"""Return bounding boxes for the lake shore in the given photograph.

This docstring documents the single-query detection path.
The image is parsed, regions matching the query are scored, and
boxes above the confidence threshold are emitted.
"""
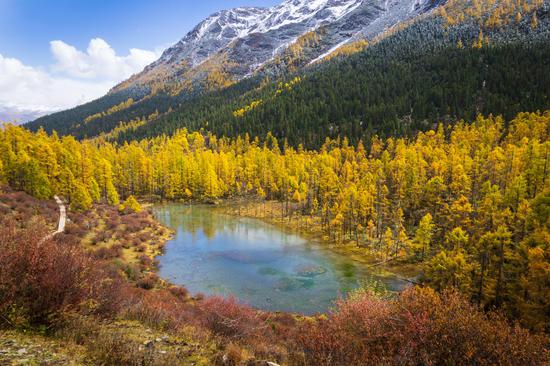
[143,197,422,282]
[211,198,422,281]
[150,202,412,314]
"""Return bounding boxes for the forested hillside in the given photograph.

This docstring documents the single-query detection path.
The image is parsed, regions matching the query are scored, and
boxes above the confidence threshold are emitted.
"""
[4,110,550,331]
[26,0,550,148]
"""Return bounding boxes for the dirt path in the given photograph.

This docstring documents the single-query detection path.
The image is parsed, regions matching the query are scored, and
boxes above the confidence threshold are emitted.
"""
[39,195,66,244]
[54,195,66,234]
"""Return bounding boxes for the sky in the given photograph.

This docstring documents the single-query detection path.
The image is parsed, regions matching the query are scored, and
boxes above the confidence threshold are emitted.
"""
[0,0,280,122]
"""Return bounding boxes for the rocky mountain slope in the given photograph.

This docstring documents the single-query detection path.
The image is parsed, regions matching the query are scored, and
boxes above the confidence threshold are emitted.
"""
[113,0,443,94]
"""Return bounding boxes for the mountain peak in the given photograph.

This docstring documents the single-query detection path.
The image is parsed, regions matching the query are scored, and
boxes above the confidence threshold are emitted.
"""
[112,0,439,93]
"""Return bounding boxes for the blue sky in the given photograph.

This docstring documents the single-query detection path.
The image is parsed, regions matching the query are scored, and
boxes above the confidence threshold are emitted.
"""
[0,0,279,121]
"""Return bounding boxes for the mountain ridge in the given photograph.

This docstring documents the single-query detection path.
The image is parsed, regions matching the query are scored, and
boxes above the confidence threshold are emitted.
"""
[26,0,550,149]
[111,0,440,94]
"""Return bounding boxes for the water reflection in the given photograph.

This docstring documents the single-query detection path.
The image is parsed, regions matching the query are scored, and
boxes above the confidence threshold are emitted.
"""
[154,203,407,314]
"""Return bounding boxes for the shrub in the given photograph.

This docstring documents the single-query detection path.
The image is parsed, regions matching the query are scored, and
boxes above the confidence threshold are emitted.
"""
[123,287,196,330]
[169,286,189,299]
[137,273,159,290]
[138,254,153,269]
[64,222,86,237]
[395,288,549,365]
[296,287,549,366]
[198,296,264,340]
[297,292,396,365]
[0,204,10,215]
[92,245,123,260]
[106,217,119,230]
[135,244,146,252]
[0,219,86,326]
[138,232,151,242]
[124,217,142,233]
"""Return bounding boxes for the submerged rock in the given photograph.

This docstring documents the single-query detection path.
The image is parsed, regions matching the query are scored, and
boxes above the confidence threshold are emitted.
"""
[258,266,282,276]
[274,277,314,291]
[294,263,327,277]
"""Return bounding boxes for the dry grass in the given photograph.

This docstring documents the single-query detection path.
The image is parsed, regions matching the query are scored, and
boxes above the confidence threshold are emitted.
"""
[74,204,172,270]
[58,317,214,366]
[0,328,88,365]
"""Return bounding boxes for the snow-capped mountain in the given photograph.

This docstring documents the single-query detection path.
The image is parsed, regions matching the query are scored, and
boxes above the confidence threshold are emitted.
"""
[113,0,444,93]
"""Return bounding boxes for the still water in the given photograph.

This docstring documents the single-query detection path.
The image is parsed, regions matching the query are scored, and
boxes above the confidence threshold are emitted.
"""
[153,203,407,314]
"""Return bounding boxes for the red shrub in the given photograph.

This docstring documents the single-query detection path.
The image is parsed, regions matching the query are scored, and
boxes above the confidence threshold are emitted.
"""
[92,245,123,260]
[394,287,549,366]
[296,288,549,366]
[198,296,265,340]
[123,287,196,331]
[134,243,146,252]
[106,218,119,230]
[93,231,110,243]
[136,273,159,290]
[138,232,151,242]
[168,285,189,299]
[0,204,10,215]
[64,222,86,237]
[0,217,118,327]
[138,254,153,269]
[297,293,396,366]
[126,223,141,234]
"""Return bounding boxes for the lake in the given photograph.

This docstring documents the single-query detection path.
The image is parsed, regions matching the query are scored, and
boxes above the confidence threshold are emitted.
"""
[153,203,408,314]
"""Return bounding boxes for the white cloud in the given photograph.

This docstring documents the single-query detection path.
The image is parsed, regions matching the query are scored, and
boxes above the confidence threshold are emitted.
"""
[50,38,158,80]
[0,38,161,123]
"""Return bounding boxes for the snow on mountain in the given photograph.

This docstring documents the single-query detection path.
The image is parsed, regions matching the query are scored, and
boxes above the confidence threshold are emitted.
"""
[113,0,444,93]
[252,0,364,33]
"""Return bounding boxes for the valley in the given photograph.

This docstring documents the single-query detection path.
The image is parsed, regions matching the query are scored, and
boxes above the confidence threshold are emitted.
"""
[1,0,550,364]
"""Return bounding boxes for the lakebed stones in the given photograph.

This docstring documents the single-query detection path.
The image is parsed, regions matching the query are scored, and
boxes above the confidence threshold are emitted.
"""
[274,276,314,291]
[294,263,327,277]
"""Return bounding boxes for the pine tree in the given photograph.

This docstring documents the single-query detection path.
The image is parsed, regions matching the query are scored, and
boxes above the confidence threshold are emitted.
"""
[106,181,119,205]
[413,213,435,261]
[531,12,538,29]
[121,195,141,213]
[425,249,473,292]
[71,183,93,211]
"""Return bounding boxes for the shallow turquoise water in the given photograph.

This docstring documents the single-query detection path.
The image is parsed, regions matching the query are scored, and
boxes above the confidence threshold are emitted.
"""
[153,204,407,314]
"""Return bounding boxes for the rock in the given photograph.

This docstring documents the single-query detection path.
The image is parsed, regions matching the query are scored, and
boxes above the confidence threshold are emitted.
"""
[246,361,281,366]
[17,348,27,355]
[295,263,327,277]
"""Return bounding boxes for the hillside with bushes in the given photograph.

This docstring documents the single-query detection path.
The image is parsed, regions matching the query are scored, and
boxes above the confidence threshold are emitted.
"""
[0,194,548,364]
